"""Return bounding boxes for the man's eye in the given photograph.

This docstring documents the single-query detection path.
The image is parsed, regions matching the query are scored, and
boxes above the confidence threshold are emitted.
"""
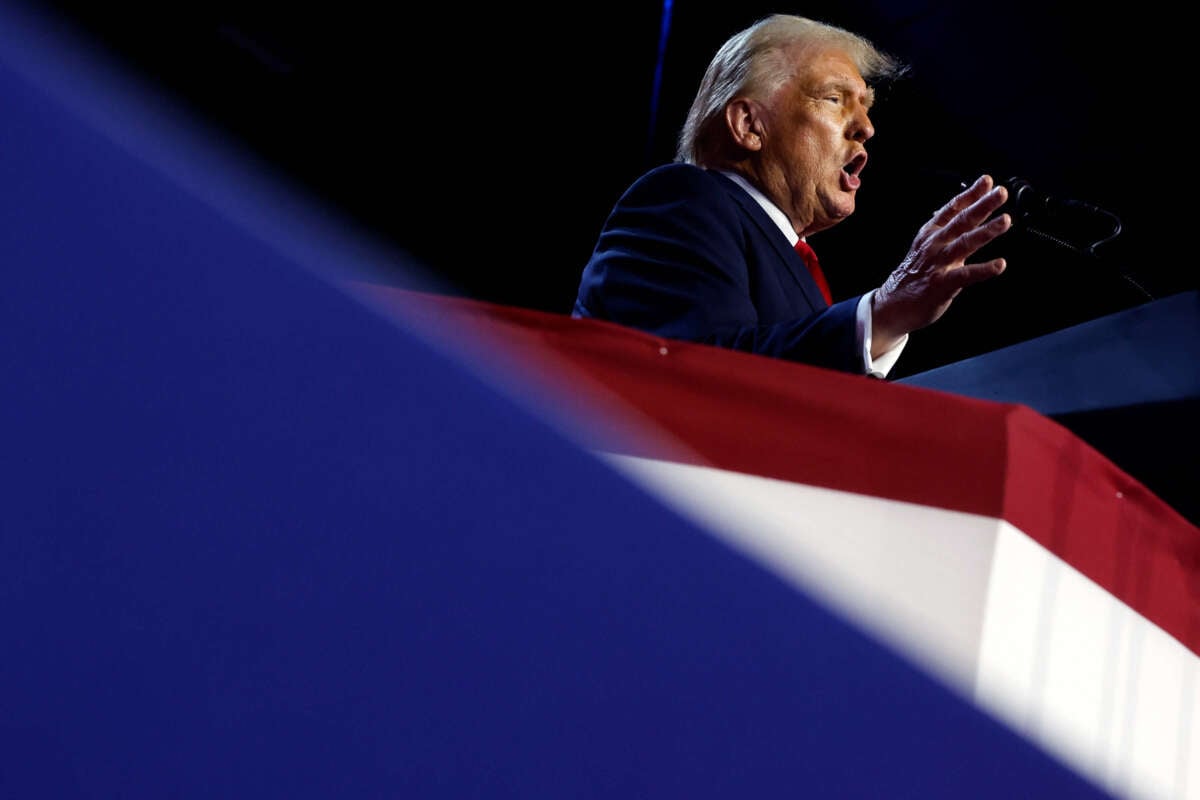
[825,95,842,104]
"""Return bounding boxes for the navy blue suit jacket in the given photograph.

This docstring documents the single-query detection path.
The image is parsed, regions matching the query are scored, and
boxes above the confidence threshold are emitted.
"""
[573,163,866,373]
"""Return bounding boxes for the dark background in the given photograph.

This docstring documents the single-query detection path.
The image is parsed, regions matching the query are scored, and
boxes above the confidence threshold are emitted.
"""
[21,1,1193,377]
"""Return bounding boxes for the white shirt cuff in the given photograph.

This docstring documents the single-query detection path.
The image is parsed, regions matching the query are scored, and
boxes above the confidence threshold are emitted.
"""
[857,291,907,378]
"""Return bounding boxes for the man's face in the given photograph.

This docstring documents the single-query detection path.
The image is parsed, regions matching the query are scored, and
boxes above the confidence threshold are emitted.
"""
[759,47,875,237]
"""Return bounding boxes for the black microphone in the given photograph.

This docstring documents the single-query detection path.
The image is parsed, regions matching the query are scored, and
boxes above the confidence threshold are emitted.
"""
[1001,176,1123,258]
[922,167,1151,300]
[1000,177,1153,300]
[1004,177,1111,219]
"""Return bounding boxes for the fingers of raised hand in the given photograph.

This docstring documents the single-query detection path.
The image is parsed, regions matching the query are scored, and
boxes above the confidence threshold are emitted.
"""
[943,211,1012,263]
[949,257,1008,289]
[905,207,1008,275]
[930,174,995,227]
[945,183,1008,239]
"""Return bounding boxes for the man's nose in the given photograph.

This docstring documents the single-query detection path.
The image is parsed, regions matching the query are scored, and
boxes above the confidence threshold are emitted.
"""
[849,108,874,142]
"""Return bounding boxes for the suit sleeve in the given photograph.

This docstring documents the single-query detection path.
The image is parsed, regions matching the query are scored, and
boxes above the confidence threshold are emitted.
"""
[574,165,866,374]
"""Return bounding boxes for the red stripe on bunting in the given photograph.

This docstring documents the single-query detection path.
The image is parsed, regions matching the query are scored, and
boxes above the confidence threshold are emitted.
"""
[351,284,1200,657]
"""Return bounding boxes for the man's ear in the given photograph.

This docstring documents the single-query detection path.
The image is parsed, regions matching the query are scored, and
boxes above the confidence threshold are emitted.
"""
[724,98,763,151]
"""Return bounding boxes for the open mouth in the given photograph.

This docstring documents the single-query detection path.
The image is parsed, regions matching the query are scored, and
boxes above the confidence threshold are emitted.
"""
[841,151,868,191]
[844,151,868,178]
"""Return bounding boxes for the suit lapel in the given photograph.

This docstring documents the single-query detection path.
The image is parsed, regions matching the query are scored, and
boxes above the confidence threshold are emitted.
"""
[709,171,828,309]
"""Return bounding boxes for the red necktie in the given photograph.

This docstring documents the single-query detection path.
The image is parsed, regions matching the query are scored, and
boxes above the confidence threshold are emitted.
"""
[793,239,832,306]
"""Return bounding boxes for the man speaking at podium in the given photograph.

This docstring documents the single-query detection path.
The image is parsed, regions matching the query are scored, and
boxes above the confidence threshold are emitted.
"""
[572,14,1013,378]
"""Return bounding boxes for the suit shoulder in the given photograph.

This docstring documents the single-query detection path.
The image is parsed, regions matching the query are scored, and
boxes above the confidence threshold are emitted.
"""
[630,162,714,190]
[621,163,736,208]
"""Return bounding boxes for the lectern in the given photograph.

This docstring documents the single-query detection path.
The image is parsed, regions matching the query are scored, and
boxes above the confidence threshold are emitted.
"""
[899,290,1200,526]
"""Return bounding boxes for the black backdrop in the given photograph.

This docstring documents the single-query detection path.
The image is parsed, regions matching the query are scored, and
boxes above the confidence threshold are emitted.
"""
[24,1,1193,376]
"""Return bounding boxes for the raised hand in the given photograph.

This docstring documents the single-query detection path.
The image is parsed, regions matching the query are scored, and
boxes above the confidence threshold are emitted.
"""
[870,174,1012,355]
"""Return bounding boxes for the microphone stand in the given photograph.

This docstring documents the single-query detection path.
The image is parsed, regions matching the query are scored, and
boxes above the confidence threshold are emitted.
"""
[1004,178,1154,303]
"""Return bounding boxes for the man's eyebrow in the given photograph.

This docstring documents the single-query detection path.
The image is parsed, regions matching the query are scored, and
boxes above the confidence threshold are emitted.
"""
[816,77,876,107]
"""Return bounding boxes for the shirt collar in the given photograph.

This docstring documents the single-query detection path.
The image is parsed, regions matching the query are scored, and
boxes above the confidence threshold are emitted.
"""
[718,170,800,247]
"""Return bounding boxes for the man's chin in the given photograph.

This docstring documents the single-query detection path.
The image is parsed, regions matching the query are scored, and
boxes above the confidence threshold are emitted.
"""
[825,197,856,224]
